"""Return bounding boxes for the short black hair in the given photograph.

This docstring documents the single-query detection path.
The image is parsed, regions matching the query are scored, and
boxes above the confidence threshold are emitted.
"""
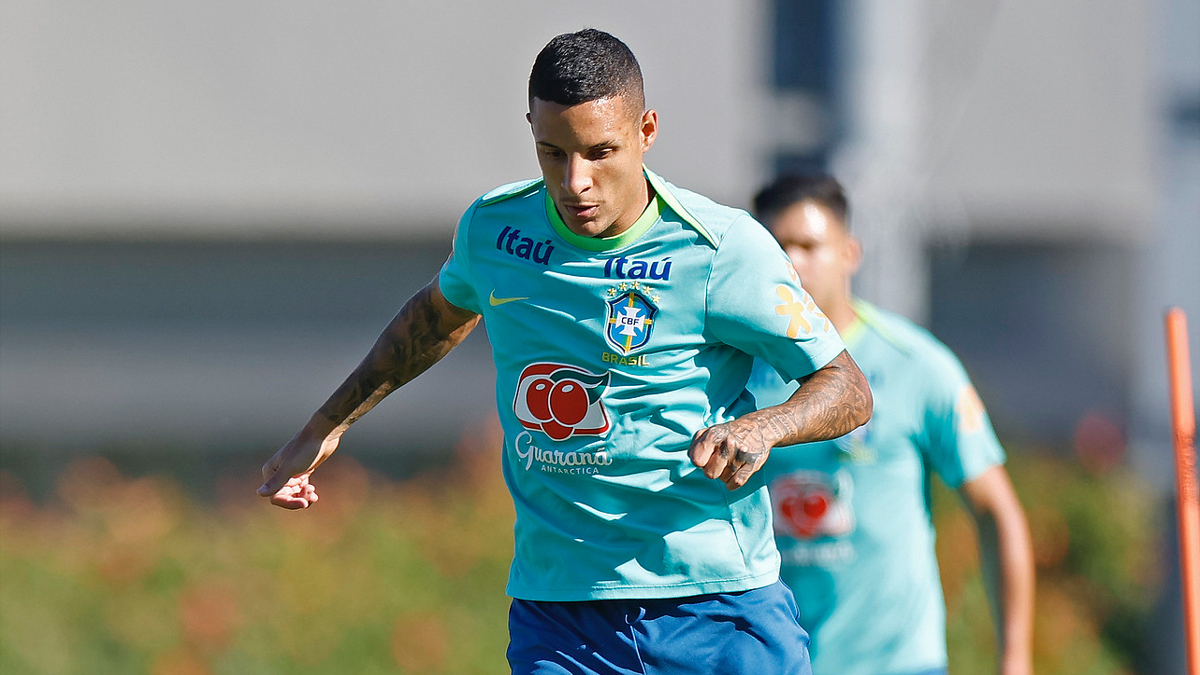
[528,29,644,112]
[753,173,850,229]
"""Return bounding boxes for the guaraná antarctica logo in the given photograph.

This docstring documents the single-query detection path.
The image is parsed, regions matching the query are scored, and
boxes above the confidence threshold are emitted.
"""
[604,282,660,355]
[513,363,611,441]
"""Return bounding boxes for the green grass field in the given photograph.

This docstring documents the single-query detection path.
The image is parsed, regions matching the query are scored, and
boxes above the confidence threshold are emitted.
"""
[0,435,1160,674]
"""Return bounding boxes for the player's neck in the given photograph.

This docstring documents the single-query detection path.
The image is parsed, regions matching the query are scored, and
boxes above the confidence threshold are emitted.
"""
[608,178,655,238]
[825,297,858,335]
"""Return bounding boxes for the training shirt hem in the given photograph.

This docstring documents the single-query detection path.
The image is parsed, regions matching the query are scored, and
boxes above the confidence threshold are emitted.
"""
[506,570,780,602]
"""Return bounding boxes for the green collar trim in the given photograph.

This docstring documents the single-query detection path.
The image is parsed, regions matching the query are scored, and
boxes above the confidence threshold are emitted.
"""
[644,168,718,247]
[479,178,544,207]
[839,309,867,348]
[545,183,664,252]
[850,298,910,353]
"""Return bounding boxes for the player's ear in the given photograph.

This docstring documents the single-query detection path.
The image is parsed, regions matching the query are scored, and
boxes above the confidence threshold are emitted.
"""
[845,236,863,275]
[639,109,658,151]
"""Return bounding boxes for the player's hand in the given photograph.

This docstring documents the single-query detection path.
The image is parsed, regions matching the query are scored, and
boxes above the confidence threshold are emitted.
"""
[688,418,771,490]
[257,428,340,509]
[263,473,319,510]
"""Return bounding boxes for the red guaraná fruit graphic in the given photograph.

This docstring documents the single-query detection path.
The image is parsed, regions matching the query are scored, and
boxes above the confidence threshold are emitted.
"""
[515,364,610,440]
[549,380,588,425]
[803,492,830,519]
[526,378,554,421]
[779,486,832,538]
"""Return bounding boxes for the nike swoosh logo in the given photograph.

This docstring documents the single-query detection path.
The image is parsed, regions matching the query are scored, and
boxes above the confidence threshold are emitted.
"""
[489,290,529,306]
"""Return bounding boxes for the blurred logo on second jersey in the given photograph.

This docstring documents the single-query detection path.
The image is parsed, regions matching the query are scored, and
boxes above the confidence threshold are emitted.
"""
[771,469,856,539]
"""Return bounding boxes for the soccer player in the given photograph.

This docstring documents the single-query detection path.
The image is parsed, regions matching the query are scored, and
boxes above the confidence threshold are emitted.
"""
[749,174,1035,675]
[257,30,872,674]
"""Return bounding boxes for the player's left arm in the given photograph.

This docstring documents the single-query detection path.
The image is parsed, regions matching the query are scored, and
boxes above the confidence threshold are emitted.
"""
[689,349,872,490]
[958,464,1036,675]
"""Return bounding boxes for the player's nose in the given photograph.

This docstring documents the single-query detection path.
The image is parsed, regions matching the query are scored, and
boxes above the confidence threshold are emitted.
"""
[562,155,593,195]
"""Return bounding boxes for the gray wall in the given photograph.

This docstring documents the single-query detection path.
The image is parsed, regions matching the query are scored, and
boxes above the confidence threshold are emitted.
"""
[0,0,772,237]
[0,239,496,462]
[1,0,1194,469]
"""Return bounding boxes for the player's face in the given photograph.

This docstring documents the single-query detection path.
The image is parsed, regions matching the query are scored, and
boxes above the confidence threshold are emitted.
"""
[767,200,861,313]
[528,95,658,238]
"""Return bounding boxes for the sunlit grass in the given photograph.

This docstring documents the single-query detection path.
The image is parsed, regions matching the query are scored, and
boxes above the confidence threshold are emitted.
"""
[1,422,514,674]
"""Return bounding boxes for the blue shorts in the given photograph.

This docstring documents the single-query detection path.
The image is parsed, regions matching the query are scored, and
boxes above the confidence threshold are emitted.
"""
[507,580,811,675]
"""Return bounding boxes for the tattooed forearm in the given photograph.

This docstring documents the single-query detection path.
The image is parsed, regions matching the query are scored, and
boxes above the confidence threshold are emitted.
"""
[314,281,480,435]
[689,351,870,490]
[748,350,873,448]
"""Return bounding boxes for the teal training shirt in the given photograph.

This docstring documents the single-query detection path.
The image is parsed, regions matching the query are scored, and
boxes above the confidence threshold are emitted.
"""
[438,168,845,601]
[750,300,1005,675]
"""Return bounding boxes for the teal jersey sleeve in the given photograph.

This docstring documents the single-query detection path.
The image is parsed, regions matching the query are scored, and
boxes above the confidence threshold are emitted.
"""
[437,201,483,314]
[918,345,1006,488]
[706,216,845,382]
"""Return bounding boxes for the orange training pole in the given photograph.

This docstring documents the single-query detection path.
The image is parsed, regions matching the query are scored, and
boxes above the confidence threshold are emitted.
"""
[1166,307,1199,675]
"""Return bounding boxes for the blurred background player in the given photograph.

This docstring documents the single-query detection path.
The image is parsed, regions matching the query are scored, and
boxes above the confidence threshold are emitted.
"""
[258,32,872,675]
[749,173,1035,675]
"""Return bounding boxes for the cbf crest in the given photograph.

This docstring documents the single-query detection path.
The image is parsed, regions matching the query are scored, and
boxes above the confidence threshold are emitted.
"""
[604,282,659,355]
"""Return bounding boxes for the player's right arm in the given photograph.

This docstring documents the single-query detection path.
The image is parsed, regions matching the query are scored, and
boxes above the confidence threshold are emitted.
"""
[257,278,480,508]
[959,465,1035,675]
[689,349,872,489]
[690,215,868,490]
[922,348,1033,674]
